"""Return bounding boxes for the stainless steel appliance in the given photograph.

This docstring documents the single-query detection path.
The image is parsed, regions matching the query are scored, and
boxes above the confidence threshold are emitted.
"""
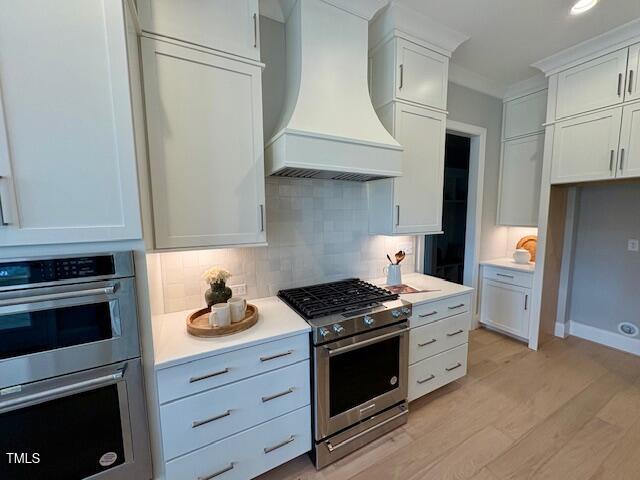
[0,252,151,479]
[278,279,412,468]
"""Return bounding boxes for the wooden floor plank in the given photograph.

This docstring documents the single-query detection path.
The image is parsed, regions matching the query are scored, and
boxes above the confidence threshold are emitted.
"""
[589,417,640,480]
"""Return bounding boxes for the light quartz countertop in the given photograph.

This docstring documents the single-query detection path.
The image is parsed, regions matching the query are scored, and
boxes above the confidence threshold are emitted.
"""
[371,272,473,306]
[152,296,310,369]
[480,257,536,273]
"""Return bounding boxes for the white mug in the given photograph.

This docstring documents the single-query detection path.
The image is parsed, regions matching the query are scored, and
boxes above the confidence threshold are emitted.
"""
[228,297,247,323]
[209,303,231,327]
[383,264,402,286]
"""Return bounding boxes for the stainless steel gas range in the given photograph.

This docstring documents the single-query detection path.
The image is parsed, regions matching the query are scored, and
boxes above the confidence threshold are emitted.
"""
[278,279,412,468]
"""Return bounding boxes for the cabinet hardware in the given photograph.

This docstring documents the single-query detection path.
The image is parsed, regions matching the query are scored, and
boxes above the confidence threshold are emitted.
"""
[618,73,623,96]
[326,409,408,452]
[610,149,615,171]
[524,294,529,311]
[0,176,9,226]
[259,204,264,232]
[192,410,231,428]
[399,64,404,89]
[418,338,437,347]
[260,350,293,362]
[496,273,514,279]
[620,148,625,171]
[261,387,294,403]
[198,462,234,480]
[189,368,229,383]
[264,435,295,454]
[253,13,258,48]
[629,70,635,94]
[419,311,438,318]
[359,403,376,414]
[417,374,435,384]
[395,205,400,226]
[448,303,465,310]
[445,362,462,372]
[446,329,464,337]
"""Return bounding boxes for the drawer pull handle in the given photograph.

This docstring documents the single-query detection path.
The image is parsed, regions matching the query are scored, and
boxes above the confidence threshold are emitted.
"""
[192,410,231,428]
[448,304,465,310]
[418,338,437,347]
[445,362,462,372]
[260,350,293,362]
[198,462,234,480]
[496,273,514,279]
[360,403,376,414]
[419,311,438,318]
[189,368,230,383]
[261,387,294,403]
[417,374,435,384]
[264,435,295,454]
[446,329,464,337]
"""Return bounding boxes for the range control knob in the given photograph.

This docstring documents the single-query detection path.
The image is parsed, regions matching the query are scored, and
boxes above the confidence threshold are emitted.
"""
[391,310,401,318]
[319,327,330,338]
[333,324,345,334]
[401,307,411,315]
[363,315,375,327]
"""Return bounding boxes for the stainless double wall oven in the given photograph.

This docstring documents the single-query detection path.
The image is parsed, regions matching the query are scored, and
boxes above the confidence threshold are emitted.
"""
[0,252,151,480]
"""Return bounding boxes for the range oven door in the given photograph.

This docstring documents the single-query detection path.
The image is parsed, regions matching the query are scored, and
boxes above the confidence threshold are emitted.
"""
[314,321,409,440]
[0,359,151,480]
[0,278,139,388]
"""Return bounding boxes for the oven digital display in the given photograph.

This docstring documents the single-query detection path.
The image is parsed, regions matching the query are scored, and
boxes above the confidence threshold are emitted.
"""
[0,256,115,287]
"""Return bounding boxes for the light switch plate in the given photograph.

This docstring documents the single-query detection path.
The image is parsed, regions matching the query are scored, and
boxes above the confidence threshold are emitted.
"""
[230,283,247,295]
[400,242,414,255]
[628,239,639,252]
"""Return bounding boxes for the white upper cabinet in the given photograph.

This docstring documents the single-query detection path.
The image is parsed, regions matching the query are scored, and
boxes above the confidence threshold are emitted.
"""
[555,49,628,119]
[625,43,640,101]
[142,39,266,249]
[498,134,544,227]
[618,102,640,179]
[551,107,622,184]
[0,0,141,247]
[138,0,260,61]
[368,103,445,235]
[503,90,547,139]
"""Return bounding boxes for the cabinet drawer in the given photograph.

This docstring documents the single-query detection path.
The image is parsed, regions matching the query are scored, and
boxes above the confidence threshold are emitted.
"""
[157,334,309,404]
[410,294,471,328]
[165,405,311,480]
[161,360,310,460]
[409,312,470,364]
[408,344,468,402]
[482,266,532,288]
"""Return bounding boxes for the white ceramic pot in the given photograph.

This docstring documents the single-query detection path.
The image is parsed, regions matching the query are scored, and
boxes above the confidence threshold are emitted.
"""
[513,249,531,264]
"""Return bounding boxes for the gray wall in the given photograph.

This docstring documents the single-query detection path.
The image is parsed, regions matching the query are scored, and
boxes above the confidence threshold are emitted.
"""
[569,183,640,334]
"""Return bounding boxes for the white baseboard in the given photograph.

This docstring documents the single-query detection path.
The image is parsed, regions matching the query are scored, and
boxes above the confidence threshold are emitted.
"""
[569,321,640,356]
[554,321,567,338]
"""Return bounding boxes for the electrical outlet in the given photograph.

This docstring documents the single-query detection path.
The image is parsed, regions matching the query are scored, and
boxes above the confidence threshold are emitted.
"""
[628,239,639,252]
[400,243,414,255]
[230,283,247,296]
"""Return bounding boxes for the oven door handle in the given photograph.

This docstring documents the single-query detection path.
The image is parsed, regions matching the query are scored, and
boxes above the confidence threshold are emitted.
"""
[0,368,124,410]
[325,327,409,356]
[0,285,117,307]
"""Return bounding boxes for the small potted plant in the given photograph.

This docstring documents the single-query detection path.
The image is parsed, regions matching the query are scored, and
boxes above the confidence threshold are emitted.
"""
[202,266,232,307]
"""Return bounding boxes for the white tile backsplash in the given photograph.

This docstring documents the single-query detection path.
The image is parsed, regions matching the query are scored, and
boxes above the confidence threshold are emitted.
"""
[153,177,416,313]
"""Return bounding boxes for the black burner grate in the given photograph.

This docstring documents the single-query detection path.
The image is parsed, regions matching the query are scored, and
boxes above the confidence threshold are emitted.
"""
[278,278,398,320]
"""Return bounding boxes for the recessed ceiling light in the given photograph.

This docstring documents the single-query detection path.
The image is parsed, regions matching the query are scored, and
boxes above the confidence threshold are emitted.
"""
[570,0,599,15]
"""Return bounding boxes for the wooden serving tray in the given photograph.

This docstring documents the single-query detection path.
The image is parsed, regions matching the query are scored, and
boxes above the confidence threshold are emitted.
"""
[186,304,258,337]
[516,235,537,262]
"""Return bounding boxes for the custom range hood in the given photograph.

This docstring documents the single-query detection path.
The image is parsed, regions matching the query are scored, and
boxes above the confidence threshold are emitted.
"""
[265,0,402,182]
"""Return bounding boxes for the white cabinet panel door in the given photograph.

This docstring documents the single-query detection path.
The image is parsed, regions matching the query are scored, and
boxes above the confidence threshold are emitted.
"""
[393,104,445,234]
[138,0,260,61]
[503,90,547,139]
[619,102,640,179]
[480,280,531,339]
[556,49,628,119]
[396,39,448,111]
[625,43,640,102]
[0,0,141,246]
[551,108,622,184]
[142,39,265,249]
[498,134,544,227]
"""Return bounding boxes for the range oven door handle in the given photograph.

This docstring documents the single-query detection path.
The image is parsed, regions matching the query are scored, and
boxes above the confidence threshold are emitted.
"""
[0,285,117,308]
[325,327,409,357]
[0,368,124,411]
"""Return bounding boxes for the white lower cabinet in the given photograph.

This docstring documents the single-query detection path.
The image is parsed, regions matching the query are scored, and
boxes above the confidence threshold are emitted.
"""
[409,344,468,402]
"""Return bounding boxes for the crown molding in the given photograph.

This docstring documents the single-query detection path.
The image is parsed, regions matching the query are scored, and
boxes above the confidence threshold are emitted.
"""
[503,74,548,101]
[448,63,505,99]
[533,17,640,76]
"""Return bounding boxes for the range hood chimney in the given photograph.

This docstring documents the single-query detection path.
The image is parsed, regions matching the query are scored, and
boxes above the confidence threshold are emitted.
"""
[265,0,402,182]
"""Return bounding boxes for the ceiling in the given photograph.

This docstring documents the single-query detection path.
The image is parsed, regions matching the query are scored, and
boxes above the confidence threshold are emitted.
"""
[398,0,640,90]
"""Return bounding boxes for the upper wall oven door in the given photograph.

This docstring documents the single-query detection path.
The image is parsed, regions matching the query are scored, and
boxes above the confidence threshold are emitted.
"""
[314,322,409,440]
[0,278,139,389]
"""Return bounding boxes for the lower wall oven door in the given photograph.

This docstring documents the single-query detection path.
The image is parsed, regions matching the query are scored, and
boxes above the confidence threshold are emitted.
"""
[314,321,409,440]
[0,359,151,480]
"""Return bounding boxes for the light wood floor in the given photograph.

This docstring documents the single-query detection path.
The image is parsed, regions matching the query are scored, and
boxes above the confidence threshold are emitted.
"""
[257,328,640,480]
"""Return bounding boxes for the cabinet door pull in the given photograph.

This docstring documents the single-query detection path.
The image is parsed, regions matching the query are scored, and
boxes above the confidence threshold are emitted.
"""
[418,338,437,347]
[446,329,464,337]
[260,350,293,362]
[417,374,435,384]
[610,149,615,171]
[524,294,529,311]
[0,176,9,226]
[445,362,462,372]
[419,311,438,318]
[264,435,295,454]
[395,205,400,226]
[259,204,265,232]
[253,13,258,48]
[629,70,634,94]
[448,303,465,310]
[261,387,294,403]
[198,462,234,480]
[496,273,514,279]
[620,148,625,171]
[399,64,404,89]
[618,73,623,96]
[189,368,229,383]
[192,410,231,428]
